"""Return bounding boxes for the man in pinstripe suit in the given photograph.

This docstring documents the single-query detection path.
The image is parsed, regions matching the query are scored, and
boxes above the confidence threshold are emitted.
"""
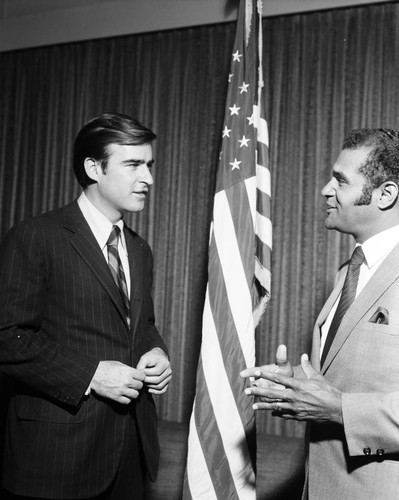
[0,113,172,499]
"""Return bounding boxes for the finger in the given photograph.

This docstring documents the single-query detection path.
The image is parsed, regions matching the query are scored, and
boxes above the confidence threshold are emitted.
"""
[144,368,162,377]
[113,390,140,404]
[144,365,171,377]
[136,355,151,370]
[253,401,291,412]
[300,353,321,379]
[145,373,172,388]
[117,396,133,405]
[122,388,140,400]
[276,344,288,366]
[148,382,170,394]
[127,379,144,391]
[256,370,302,391]
[128,368,146,382]
[149,387,168,395]
[147,375,172,392]
[251,380,286,391]
[240,367,261,378]
[278,413,296,420]
[245,386,286,401]
[145,366,172,379]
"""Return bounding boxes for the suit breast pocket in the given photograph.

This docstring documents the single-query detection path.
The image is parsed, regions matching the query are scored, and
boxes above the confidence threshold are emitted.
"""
[361,322,399,337]
[15,394,86,424]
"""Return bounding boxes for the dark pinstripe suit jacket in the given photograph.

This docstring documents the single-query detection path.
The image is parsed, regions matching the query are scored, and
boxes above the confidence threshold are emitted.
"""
[0,201,168,498]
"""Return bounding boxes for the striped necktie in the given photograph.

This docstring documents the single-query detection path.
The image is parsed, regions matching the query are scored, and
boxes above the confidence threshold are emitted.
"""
[321,246,365,367]
[107,225,130,327]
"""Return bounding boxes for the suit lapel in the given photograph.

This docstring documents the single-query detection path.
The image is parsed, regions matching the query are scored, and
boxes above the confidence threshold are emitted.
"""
[124,227,143,341]
[315,268,347,335]
[62,201,130,330]
[322,243,399,373]
[311,269,346,371]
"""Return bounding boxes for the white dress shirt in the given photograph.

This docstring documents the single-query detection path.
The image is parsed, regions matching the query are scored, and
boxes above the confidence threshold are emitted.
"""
[320,224,399,354]
[77,192,131,298]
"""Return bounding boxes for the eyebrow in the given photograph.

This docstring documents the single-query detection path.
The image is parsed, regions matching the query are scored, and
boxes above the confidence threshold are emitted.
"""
[121,158,155,166]
[332,170,349,182]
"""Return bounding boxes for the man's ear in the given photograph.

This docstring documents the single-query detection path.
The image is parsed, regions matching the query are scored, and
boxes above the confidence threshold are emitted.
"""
[83,158,100,183]
[377,181,399,210]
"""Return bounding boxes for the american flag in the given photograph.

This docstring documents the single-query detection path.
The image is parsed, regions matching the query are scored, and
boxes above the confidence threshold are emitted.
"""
[183,0,271,498]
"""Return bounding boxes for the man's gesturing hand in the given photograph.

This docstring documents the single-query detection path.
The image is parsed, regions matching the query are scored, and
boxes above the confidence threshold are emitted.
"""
[243,353,343,424]
[90,360,146,404]
[240,344,294,392]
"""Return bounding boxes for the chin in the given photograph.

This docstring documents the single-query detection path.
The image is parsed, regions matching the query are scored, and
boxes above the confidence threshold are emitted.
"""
[129,203,146,213]
[324,217,336,230]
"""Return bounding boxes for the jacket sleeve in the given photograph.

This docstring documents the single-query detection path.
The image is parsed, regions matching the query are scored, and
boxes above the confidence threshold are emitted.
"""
[343,392,399,457]
[136,241,169,360]
[0,222,98,408]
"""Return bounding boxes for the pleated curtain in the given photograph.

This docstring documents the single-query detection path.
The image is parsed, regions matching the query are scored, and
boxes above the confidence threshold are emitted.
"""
[0,2,398,438]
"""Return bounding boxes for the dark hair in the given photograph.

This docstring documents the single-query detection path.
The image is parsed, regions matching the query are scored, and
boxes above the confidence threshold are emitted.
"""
[73,112,157,188]
[342,129,399,205]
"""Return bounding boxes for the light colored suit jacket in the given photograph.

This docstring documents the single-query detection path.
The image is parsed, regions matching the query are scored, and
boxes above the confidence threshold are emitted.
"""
[304,242,399,500]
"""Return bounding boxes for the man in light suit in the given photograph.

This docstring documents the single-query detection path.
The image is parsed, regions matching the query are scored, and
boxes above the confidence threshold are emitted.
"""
[0,112,172,500]
[241,128,399,499]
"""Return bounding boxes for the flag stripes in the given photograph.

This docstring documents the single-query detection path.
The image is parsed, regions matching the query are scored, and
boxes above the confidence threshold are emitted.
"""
[184,0,270,497]
[256,190,271,223]
[187,393,218,499]
[211,193,255,366]
[200,291,254,492]
[224,185,257,292]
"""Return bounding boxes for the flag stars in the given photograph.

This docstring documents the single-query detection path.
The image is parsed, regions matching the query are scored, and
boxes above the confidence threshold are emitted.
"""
[222,126,232,138]
[229,104,240,116]
[247,113,255,125]
[230,158,241,170]
[228,73,233,82]
[232,50,242,62]
[239,82,249,93]
[238,135,250,147]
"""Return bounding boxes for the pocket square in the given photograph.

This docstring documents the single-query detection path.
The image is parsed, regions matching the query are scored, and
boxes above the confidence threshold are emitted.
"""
[369,307,389,325]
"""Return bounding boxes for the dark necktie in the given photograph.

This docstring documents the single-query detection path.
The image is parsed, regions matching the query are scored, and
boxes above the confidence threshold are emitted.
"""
[107,225,130,327]
[321,246,365,367]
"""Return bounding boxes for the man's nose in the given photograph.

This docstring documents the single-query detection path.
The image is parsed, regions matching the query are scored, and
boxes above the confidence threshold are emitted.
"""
[142,166,153,185]
[321,179,334,197]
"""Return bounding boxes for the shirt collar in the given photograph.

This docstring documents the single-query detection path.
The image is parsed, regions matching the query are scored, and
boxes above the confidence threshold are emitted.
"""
[77,192,127,254]
[360,224,399,269]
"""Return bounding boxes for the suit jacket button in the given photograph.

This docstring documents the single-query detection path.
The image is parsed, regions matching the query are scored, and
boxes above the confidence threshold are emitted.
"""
[376,449,384,456]
[363,447,371,455]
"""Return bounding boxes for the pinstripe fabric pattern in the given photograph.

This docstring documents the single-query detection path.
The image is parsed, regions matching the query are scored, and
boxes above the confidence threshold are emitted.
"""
[0,201,167,498]
[107,225,130,328]
[321,246,364,367]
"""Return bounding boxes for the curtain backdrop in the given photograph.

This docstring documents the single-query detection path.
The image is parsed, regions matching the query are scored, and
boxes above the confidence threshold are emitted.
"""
[1,2,399,438]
